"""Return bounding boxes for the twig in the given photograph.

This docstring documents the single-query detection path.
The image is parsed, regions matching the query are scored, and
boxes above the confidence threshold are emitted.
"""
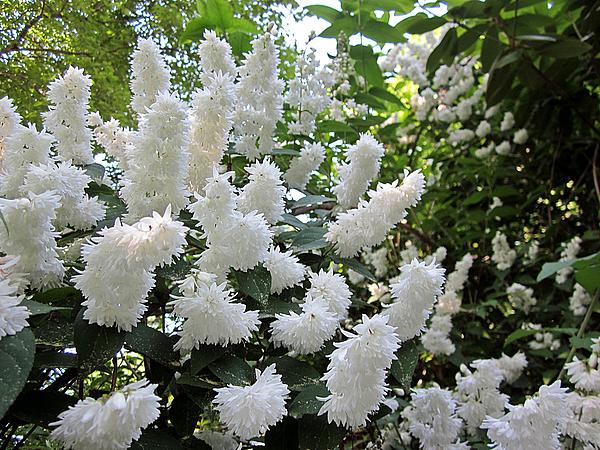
[593,145,600,205]
[111,356,119,391]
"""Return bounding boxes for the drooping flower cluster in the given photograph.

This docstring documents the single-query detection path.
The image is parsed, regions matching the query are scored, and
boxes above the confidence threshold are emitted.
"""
[481,381,569,450]
[197,30,237,81]
[21,161,105,230]
[51,379,160,450]
[284,142,325,190]
[237,158,286,224]
[0,276,29,340]
[332,134,385,209]
[169,270,260,352]
[555,236,582,284]
[233,32,284,161]
[326,170,426,257]
[42,67,94,165]
[525,322,561,351]
[130,39,171,115]
[402,386,467,449]
[491,231,517,270]
[383,259,445,341]
[318,314,400,428]
[263,247,305,294]
[89,114,133,171]
[121,92,190,219]
[213,364,289,440]
[74,207,187,331]
[0,191,64,289]
[565,337,600,393]
[506,282,537,313]
[0,97,21,167]
[570,283,592,316]
[189,170,272,279]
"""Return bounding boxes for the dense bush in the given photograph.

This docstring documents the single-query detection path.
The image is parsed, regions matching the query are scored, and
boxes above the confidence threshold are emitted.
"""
[0,0,599,449]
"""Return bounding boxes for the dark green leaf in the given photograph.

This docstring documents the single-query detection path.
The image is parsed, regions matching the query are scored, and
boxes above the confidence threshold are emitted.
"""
[34,350,78,368]
[426,28,458,74]
[266,356,321,391]
[298,414,347,450]
[234,265,271,307]
[291,227,328,252]
[84,163,105,184]
[125,324,179,367]
[390,339,419,390]
[537,38,592,59]
[481,27,503,72]
[0,328,35,417]
[190,344,227,374]
[361,19,405,42]
[320,16,360,38]
[170,394,201,437]
[289,383,330,417]
[330,256,376,282]
[209,355,254,385]
[10,390,77,426]
[20,299,69,316]
[305,5,343,22]
[131,428,187,450]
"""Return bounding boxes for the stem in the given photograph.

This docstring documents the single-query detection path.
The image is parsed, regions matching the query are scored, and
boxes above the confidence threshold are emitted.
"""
[557,288,599,381]
[111,356,119,391]
[593,145,600,205]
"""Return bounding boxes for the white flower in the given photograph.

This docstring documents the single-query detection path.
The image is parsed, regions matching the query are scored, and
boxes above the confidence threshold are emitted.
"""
[513,128,528,144]
[326,170,426,257]
[500,111,515,131]
[485,105,500,118]
[489,196,503,211]
[0,123,53,198]
[233,33,284,161]
[566,354,600,393]
[570,283,592,316]
[363,247,389,278]
[74,207,188,331]
[270,295,338,354]
[333,134,385,208]
[494,352,528,384]
[421,314,455,356]
[42,67,94,165]
[445,253,473,294]
[447,128,474,145]
[306,269,352,320]
[481,381,568,450]
[188,70,235,191]
[403,386,465,450]
[284,142,325,190]
[263,247,305,294]
[506,283,537,313]
[130,39,170,115]
[0,96,21,169]
[495,140,511,155]
[213,364,289,440]
[476,120,491,138]
[21,161,105,230]
[238,158,286,224]
[0,191,64,289]
[318,314,400,428]
[198,30,237,81]
[90,115,133,170]
[383,259,445,341]
[563,392,600,448]
[0,279,29,339]
[475,142,495,158]
[121,92,190,219]
[491,231,516,270]
[170,279,260,351]
[196,431,239,450]
[51,379,160,450]
[556,236,582,284]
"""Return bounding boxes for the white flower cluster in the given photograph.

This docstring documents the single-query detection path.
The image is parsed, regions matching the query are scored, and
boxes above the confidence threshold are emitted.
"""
[213,364,289,440]
[402,386,467,449]
[287,49,331,135]
[570,283,592,316]
[563,391,600,448]
[188,170,272,279]
[332,134,384,209]
[383,259,445,341]
[22,161,105,230]
[0,97,21,168]
[74,207,187,331]
[0,273,29,340]
[525,323,561,351]
[565,338,600,393]
[363,246,390,278]
[169,271,259,352]
[130,38,171,115]
[318,314,400,428]
[121,92,190,219]
[263,247,306,294]
[555,236,582,284]
[481,381,568,450]
[237,158,286,224]
[326,170,426,257]
[0,191,64,289]
[233,32,284,161]
[269,269,350,354]
[42,67,94,165]
[89,114,133,170]
[506,282,537,314]
[51,379,160,450]
[197,30,237,81]
[284,142,325,190]
[491,231,517,271]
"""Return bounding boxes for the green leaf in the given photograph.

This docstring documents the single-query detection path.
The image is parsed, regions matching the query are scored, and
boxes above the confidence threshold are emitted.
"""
[573,252,600,293]
[190,344,227,374]
[320,16,360,38]
[305,5,343,22]
[125,324,179,367]
[291,227,328,252]
[292,195,336,208]
[234,265,271,307]
[230,17,257,34]
[228,31,253,58]
[34,350,78,368]
[406,16,447,34]
[516,34,558,42]
[486,64,516,106]
[170,394,201,437]
[209,355,254,386]
[537,38,592,59]
[350,44,384,87]
[20,299,69,316]
[481,27,503,72]
[0,328,35,417]
[537,259,577,282]
[266,356,321,391]
[504,327,576,347]
[463,190,486,206]
[317,120,357,135]
[84,163,105,185]
[180,17,214,43]
[289,383,330,417]
[369,86,403,105]
[265,416,299,449]
[204,0,234,30]
[10,390,77,426]
[354,92,385,110]
[390,339,419,390]
[330,256,376,282]
[426,28,458,74]
[131,428,187,450]
[298,414,347,450]
[280,213,308,230]
[74,308,126,373]
[30,286,80,304]
[361,19,405,42]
